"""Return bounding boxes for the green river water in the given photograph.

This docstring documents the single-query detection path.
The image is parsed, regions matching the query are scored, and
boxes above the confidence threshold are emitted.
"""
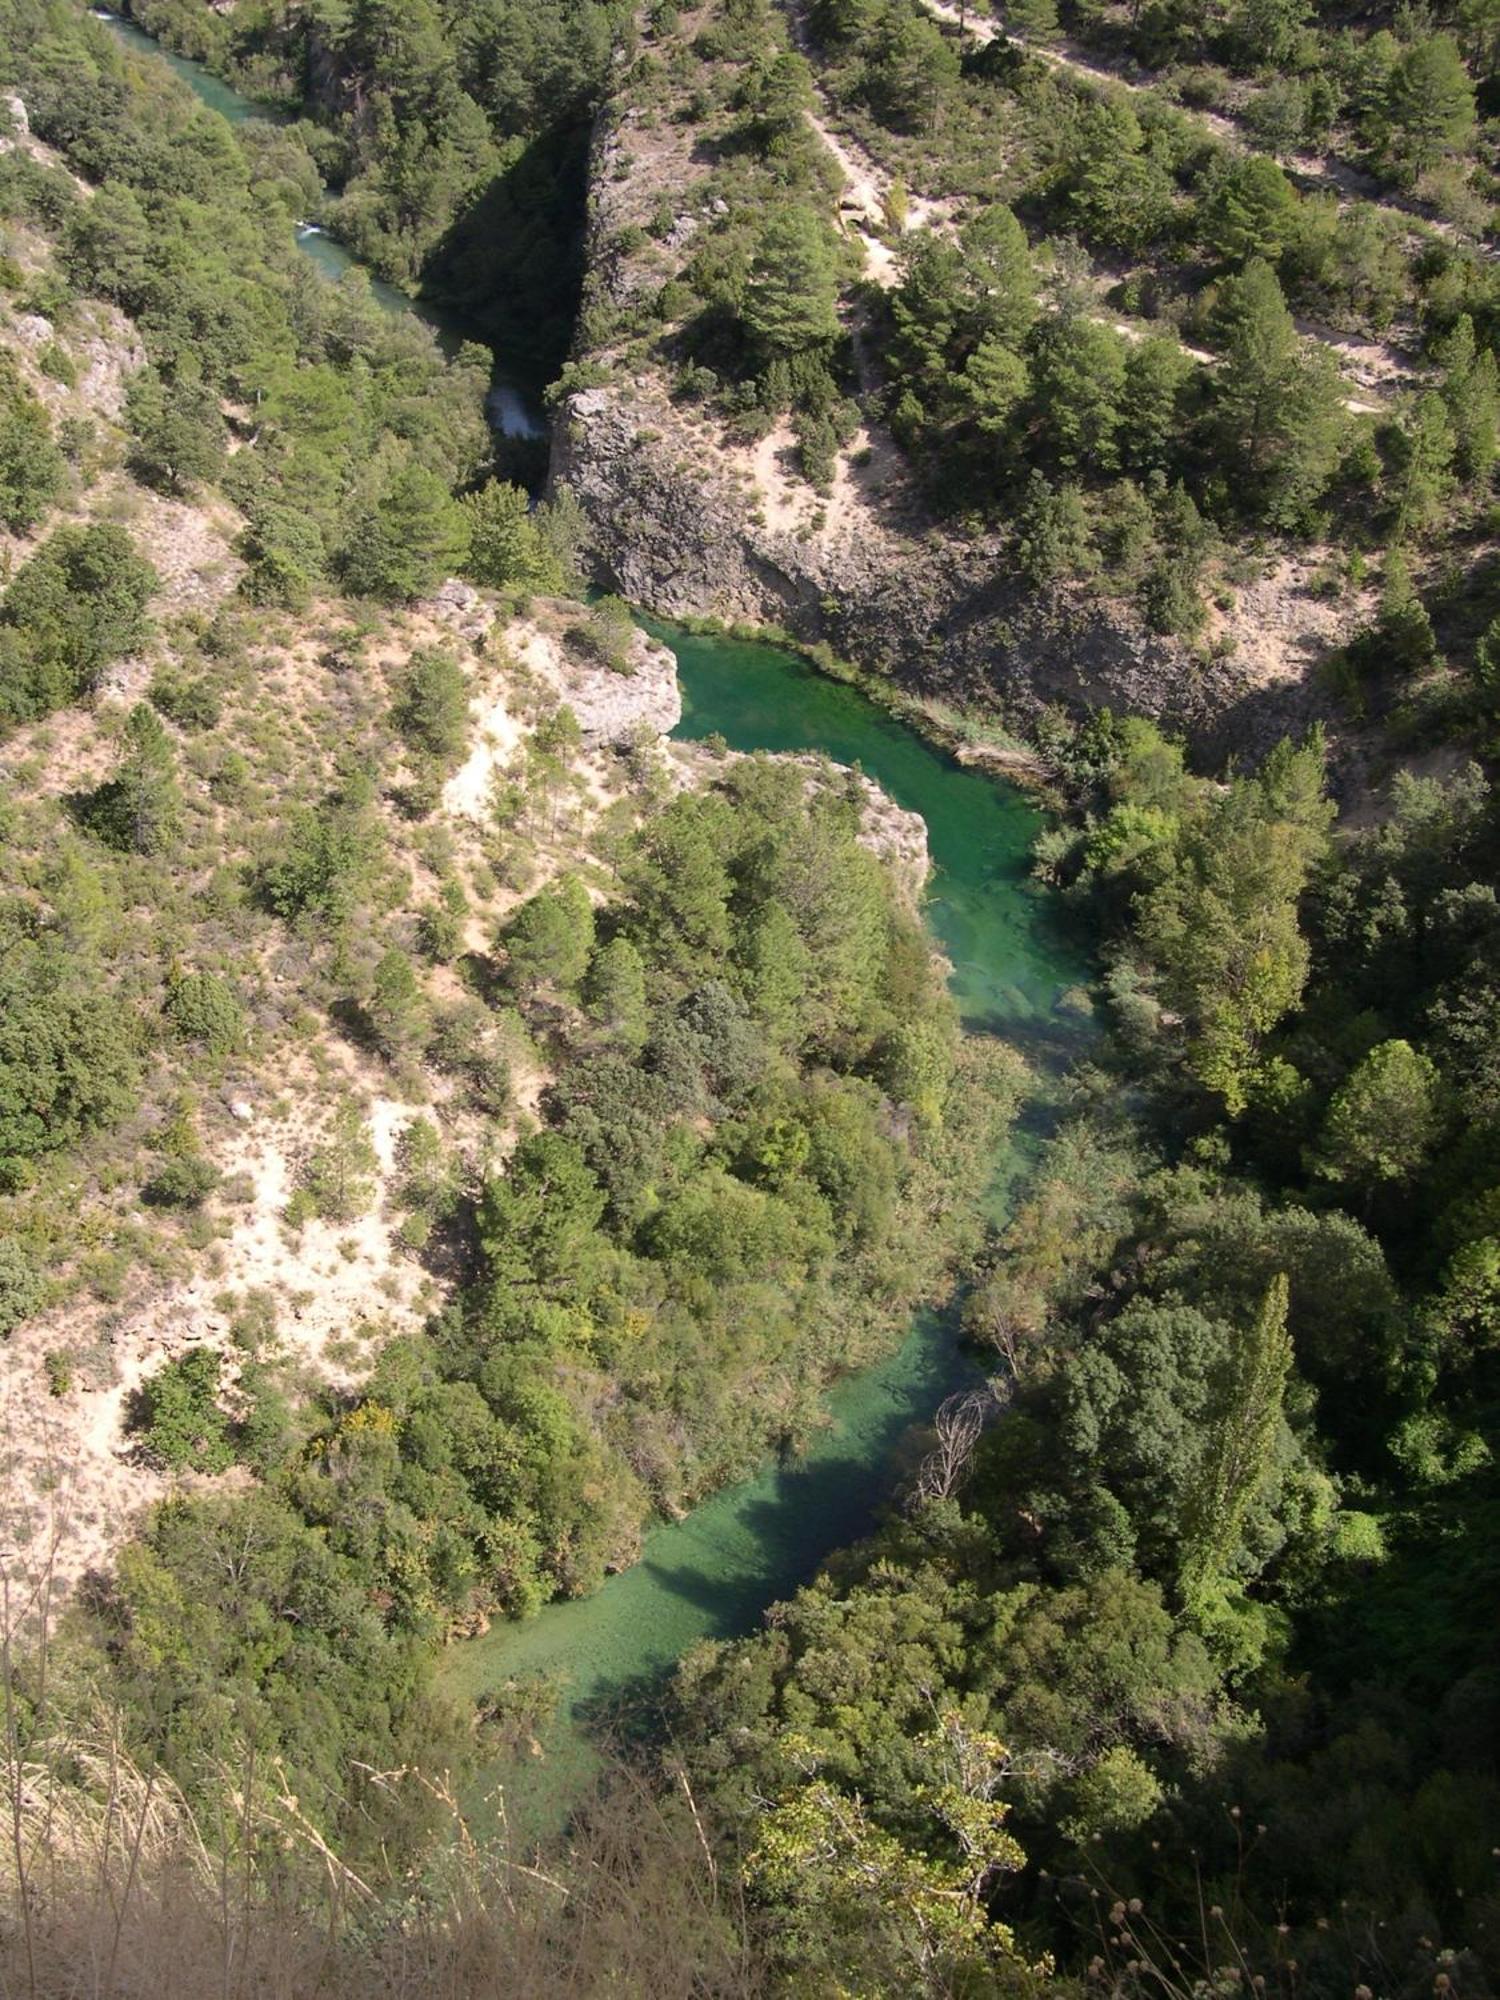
[91,8,545,438]
[440,629,1086,1826]
[87,10,1087,1831]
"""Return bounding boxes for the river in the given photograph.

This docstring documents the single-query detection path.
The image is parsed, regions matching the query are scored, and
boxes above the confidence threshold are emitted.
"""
[90,6,1086,1837]
[441,626,1085,1830]
[89,8,545,440]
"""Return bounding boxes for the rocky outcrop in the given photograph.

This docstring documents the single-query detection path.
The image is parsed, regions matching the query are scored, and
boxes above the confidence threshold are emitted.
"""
[551,64,1357,767]
[553,618,682,747]
[552,382,1336,766]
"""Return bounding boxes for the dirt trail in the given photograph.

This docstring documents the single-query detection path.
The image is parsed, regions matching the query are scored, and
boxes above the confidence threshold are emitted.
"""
[894,0,1428,407]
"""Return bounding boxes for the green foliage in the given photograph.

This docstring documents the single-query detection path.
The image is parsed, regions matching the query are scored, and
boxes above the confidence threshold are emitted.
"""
[81,703,182,856]
[341,461,469,602]
[0,352,64,532]
[125,364,225,493]
[0,1239,45,1336]
[367,946,427,1060]
[0,912,138,1173]
[391,647,469,766]
[129,1347,233,1472]
[741,205,840,359]
[0,523,155,727]
[1134,732,1334,1111]
[142,1152,221,1208]
[582,933,649,1049]
[260,777,381,925]
[573,594,636,674]
[294,1106,378,1224]
[462,482,566,595]
[1314,1037,1442,1190]
[164,971,244,1057]
[502,875,595,1000]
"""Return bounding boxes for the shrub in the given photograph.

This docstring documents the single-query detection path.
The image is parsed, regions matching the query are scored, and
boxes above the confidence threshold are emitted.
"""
[391,647,469,765]
[0,1240,45,1336]
[129,1347,233,1473]
[142,1154,221,1208]
[164,971,245,1056]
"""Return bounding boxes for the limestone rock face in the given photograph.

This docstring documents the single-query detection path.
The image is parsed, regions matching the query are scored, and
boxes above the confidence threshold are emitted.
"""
[555,621,682,749]
[550,384,1334,766]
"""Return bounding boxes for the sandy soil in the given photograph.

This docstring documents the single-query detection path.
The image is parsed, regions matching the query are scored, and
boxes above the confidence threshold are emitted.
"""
[1204,550,1374,689]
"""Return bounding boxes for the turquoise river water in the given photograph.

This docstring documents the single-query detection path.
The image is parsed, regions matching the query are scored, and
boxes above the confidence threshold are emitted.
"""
[84,10,1087,1831]
[440,627,1086,1826]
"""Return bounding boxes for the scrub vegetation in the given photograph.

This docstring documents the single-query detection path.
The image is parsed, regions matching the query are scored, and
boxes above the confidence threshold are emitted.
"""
[0,0,1498,1995]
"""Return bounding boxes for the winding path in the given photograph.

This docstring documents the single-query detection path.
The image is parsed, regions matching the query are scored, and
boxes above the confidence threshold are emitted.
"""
[791,7,1401,418]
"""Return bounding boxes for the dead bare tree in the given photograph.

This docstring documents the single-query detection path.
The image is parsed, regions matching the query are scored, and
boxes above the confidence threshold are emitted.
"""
[908,1379,1011,1508]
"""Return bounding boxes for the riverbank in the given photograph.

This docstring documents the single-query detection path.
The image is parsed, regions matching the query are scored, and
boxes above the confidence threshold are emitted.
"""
[439,615,1091,1832]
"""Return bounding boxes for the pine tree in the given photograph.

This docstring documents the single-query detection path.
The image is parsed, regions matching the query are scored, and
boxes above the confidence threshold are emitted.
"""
[99,703,182,856]
[742,207,841,359]
[1181,1274,1293,1596]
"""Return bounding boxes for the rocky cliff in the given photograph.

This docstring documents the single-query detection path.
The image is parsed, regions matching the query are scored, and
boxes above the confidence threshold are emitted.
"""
[549,72,1359,766]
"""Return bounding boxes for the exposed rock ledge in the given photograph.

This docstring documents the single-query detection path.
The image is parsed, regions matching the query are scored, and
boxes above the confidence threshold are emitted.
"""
[551,382,1346,765]
[425,582,682,748]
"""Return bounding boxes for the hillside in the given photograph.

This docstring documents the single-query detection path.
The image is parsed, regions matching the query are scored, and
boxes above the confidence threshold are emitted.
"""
[551,0,1499,772]
[1,1,1500,1996]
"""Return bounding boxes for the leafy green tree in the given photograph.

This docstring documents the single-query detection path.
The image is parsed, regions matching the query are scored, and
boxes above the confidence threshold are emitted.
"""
[296,1105,378,1223]
[0,356,64,532]
[1119,338,1196,474]
[1381,35,1476,181]
[1357,550,1438,676]
[1230,0,1309,69]
[1016,472,1096,586]
[1315,1038,1442,1191]
[391,646,469,765]
[0,522,155,722]
[876,1016,955,1125]
[1435,315,1499,488]
[582,934,649,1050]
[959,205,1036,350]
[0,1240,45,1337]
[1202,155,1299,267]
[744,1720,1029,1995]
[1393,391,1457,543]
[142,1153,221,1209]
[164,971,244,1056]
[742,206,840,360]
[1181,1274,1293,1598]
[462,480,565,594]
[736,898,813,1046]
[341,461,468,601]
[239,503,328,611]
[861,6,961,132]
[745,49,814,148]
[125,365,225,493]
[1035,316,1127,474]
[503,876,595,1000]
[478,1131,607,1301]
[1064,99,1172,253]
[367,947,427,1059]
[1211,259,1343,528]
[0,927,137,1172]
[129,1348,234,1474]
[1137,734,1332,1111]
[260,778,381,924]
[85,703,182,856]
